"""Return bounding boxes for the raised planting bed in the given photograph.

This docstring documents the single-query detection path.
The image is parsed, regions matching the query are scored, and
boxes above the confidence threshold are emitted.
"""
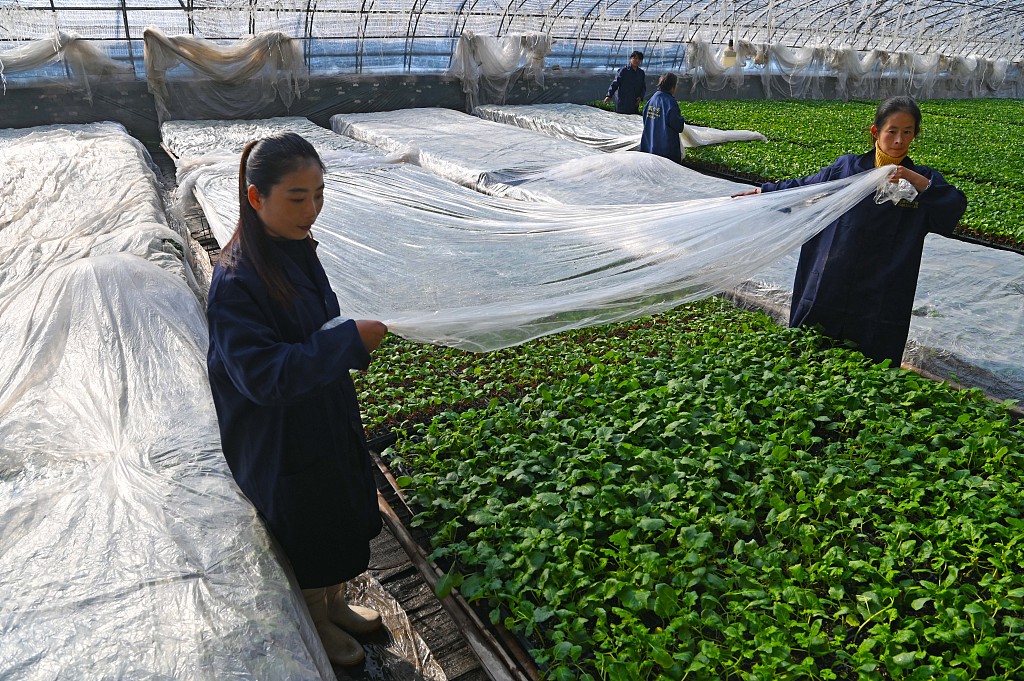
[355,299,1024,681]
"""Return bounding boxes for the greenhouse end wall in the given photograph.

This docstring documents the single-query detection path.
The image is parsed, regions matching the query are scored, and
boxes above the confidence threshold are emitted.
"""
[1,70,1020,145]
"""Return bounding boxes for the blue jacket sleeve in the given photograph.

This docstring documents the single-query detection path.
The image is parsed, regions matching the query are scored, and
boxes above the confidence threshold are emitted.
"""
[760,157,848,192]
[915,169,967,236]
[761,157,966,236]
[607,67,626,98]
[207,272,371,407]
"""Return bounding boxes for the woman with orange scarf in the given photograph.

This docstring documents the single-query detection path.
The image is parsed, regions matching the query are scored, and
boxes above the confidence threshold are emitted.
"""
[734,96,967,365]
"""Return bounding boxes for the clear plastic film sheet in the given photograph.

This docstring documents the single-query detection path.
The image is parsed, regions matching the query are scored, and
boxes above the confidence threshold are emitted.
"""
[472,102,768,153]
[319,107,1023,404]
[166,117,895,354]
[162,116,383,160]
[0,123,440,680]
[484,150,748,205]
[330,107,599,199]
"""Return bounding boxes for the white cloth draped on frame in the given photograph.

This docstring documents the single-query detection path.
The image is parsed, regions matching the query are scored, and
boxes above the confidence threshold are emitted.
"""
[142,27,307,122]
[448,31,552,111]
[0,31,131,99]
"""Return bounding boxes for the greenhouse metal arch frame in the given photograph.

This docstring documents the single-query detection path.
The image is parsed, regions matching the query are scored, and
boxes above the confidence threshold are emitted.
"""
[2,0,1023,76]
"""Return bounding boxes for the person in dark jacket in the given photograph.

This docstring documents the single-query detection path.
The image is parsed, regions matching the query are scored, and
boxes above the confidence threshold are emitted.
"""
[639,72,685,164]
[733,96,967,365]
[604,50,646,114]
[206,132,389,667]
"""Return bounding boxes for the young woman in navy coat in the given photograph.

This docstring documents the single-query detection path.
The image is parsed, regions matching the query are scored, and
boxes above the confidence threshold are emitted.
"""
[206,133,388,667]
[734,96,967,365]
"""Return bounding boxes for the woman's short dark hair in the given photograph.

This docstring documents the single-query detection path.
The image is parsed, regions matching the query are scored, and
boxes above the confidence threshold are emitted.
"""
[657,72,678,93]
[630,50,644,61]
[875,96,922,135]
[222,132,326,305]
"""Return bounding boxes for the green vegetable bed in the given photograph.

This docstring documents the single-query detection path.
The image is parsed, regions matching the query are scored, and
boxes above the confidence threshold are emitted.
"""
[357,299,1023,680]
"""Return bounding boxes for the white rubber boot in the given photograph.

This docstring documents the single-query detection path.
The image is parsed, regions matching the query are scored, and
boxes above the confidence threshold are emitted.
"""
[302,587,365,666]
[326,581,383,635]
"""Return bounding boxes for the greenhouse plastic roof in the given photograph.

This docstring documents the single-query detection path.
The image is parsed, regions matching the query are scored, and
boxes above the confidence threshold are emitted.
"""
[2,0,1023,72]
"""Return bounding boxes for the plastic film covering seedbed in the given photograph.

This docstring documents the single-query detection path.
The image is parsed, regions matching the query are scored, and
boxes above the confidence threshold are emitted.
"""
[484,150,749,205]
[730,240,1024,404]
[330,107,598,200]
[161,116,384,160]
[0,123,335,680]
[328,107,748,204]
[167,117,895,353]
[458,105,1024,405]
[0,123,328,680]
[473,103,768,153]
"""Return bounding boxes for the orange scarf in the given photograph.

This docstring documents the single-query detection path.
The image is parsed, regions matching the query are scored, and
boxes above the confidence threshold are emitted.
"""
[875,145,907,167]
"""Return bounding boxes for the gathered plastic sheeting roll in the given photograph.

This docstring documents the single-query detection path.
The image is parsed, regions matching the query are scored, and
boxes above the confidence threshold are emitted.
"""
[473,102,768,152]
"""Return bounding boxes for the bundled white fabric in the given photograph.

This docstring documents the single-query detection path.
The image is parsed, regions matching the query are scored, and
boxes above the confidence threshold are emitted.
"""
[143,27,306,122]
[449,31,552,111]
[685,37,753,93]
[0,31,131,98]
[473,102,767,152]
[760,43,830,99]
[891,52,943,99]
[830,47,886,100]
[169,117,894,352]
[874,177,918,206]
[684,36,1013,101]
[945,53,1010,96]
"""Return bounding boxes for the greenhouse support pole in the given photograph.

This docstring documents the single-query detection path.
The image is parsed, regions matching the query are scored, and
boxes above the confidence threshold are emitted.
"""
[118,0,136,72]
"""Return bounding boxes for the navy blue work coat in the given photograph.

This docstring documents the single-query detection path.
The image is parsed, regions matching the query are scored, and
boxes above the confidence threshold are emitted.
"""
[606,65,646,114]
[206,239,382,588]
[761,151,967,364]
[639,90,685,164]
